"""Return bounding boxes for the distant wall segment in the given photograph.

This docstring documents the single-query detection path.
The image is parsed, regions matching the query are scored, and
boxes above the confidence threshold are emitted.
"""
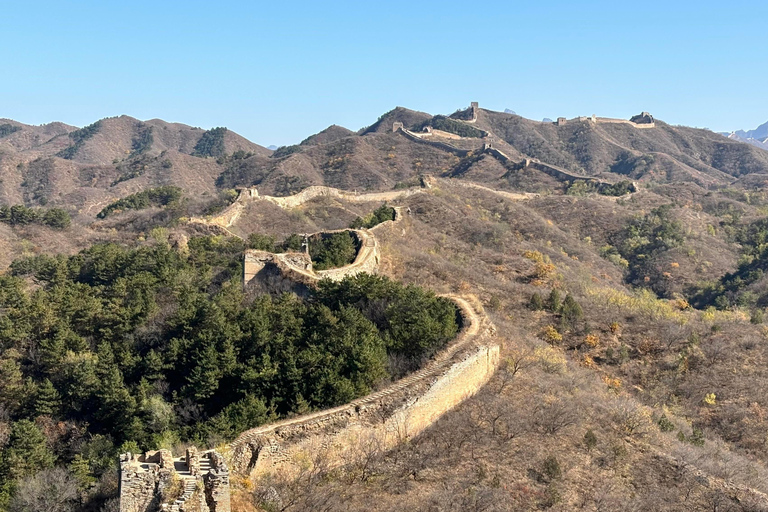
[554,112,656,129]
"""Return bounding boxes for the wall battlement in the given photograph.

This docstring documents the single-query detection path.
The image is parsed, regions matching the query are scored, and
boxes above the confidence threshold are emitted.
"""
[396,126,472,156]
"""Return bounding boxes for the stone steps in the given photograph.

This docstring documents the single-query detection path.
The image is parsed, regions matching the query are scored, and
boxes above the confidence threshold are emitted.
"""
[169,478,198,510]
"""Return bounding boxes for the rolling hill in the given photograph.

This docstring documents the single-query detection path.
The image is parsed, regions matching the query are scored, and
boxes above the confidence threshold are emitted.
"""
[5,104,768,511]
[4,105,768,220]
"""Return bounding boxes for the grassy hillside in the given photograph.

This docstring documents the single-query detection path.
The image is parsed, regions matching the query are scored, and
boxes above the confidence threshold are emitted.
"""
[236,180,768,511]
[477,109,768,185]
[4,105,768,509]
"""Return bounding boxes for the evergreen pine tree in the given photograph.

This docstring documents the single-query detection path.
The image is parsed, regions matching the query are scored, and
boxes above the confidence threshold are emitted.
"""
[0,419,55,483]
[547,288,562,312]
[34,379,61,417]
[560,294,584,330]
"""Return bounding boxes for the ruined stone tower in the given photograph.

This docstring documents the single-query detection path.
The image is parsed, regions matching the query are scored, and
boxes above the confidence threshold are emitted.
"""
[119,448,230,512]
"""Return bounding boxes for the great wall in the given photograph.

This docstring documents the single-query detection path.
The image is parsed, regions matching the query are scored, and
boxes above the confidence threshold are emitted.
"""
[392,102,651,186]
[244,222,382,286]
[187,102,650,239]
[228,294,497,477]
[119,447,230,512]
[122,104,649,510]
[122,190,500,512]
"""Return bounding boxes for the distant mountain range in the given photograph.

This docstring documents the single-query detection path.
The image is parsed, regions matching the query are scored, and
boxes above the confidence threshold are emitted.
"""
[722,120,768,150]
[4,106,768,225]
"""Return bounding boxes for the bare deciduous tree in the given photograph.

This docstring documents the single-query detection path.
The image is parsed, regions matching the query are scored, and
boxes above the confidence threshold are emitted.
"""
[10,467,79,512]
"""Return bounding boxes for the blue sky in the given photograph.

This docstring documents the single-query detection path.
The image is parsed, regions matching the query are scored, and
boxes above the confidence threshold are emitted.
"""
[2,0,766,146]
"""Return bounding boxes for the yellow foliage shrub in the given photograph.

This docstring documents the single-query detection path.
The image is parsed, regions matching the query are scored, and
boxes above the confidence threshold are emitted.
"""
[534,346,567,374]
[533,262,556,279]
[584,334,600,347]
[602,375,622,391]
[542,325,563,344]
[523,250,546,263]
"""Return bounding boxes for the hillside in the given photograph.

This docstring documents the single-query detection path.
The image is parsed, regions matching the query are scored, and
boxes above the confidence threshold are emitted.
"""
[5,105,768,510]
[216,105,768,197]
[0,116,271,213]
[473,109,768,184]
[299,124,356,146]
[4,105,768,223]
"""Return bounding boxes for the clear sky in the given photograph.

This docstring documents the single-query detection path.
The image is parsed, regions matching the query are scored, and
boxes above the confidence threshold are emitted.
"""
[2,0,766,146]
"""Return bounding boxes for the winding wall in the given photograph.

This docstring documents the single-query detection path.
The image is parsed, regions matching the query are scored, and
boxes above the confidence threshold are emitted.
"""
[516,158,604,184]
[244,210,398,286]
[228,295,498,476]
[191,186,425,231]
[234,202,501,479]
[398,128,472,157]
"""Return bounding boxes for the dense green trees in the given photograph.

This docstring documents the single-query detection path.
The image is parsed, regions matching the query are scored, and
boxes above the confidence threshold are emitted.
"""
[192,127,228,158]
[271,145,301,158]
[692,217,768,309]
[608,205,685,291]
[350,204,395,229]
[0,420,55,504]
[130,124,154,157]
[0,204,70,229]
[309,231,359,270]
[247,233,304,252]
[96,186,182,218]
[565,180,634,197]
[0,124,21,138]
[0,237,459,505]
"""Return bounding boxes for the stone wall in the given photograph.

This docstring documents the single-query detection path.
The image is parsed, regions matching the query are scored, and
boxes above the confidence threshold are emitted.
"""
[243,211,399,287]
[484,145,512,164]
[468,102,479,123]
[258,185,424,210]
[398,128,472,156]
[408,126,464,140]
[189,184,423,233]
[228,296,499,476]
[554,113,656,129]
[119,449,230,512]
[204,452,231,512]
[119,452,173,512]
[595,116,656,129]
[159,187,502,507]
[517,158,604,184]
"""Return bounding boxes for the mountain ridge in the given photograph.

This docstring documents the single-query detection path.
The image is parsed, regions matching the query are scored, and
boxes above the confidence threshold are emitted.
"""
[2,104,768,219]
